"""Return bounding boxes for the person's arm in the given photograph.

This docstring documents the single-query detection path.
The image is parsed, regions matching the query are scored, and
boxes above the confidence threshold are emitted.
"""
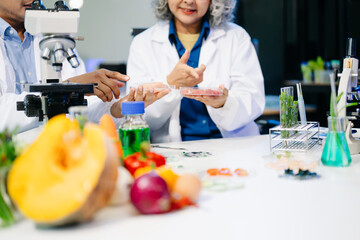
[166,50,205,88]
[66,69,130,102]
[206,31,265,132]
[127,36,183,131]
[86,83,170,128]
[110,83,170,118]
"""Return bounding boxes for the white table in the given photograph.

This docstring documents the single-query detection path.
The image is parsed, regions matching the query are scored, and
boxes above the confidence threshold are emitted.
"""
[2,135,360,240]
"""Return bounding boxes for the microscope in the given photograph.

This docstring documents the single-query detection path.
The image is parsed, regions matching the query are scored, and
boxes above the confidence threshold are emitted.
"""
[16,0,93,121]
[336,37,360,155]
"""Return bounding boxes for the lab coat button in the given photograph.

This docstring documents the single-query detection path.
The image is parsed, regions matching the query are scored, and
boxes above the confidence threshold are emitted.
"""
[9,30,13,35]
[28,72,31,76]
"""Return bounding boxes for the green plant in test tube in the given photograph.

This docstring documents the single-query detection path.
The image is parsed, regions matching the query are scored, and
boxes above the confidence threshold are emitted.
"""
[280,87,298,138]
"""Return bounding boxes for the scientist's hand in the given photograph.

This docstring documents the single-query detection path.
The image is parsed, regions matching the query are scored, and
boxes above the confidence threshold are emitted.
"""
[167,50,206,88]
[67,69,130,102]
[133,82,171,107]
[184,85,228,108]
[110,83,170,118]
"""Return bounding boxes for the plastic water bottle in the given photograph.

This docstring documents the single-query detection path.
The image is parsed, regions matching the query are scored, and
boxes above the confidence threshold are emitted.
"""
[119,101,150,157]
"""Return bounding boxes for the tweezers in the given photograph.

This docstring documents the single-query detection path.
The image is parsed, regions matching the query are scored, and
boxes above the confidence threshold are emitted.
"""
[151,145,187,150]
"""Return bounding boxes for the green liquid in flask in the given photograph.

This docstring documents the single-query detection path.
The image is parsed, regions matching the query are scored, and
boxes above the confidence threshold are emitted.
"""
[321,131,351,167]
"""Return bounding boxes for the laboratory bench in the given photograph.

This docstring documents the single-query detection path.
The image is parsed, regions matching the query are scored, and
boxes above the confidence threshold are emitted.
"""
[2,133,360,240]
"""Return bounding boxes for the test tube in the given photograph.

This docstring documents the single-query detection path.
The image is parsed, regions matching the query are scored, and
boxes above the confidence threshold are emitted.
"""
[280,87,293,126]
[280,87,297,138]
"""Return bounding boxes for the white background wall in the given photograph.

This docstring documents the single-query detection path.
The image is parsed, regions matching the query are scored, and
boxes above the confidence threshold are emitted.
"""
[44,0,157,64]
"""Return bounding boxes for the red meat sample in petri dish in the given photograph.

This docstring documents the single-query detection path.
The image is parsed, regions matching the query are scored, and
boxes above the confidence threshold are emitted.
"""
[180,87,223,96]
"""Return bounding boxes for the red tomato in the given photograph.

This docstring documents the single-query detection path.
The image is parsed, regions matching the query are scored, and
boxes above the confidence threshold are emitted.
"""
[124,152,166,176]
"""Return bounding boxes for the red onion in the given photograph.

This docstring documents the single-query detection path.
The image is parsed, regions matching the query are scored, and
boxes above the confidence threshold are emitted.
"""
[130,172,171,214]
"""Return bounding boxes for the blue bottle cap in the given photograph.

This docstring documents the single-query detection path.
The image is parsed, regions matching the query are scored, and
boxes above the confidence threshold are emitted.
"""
[121,101,145,115]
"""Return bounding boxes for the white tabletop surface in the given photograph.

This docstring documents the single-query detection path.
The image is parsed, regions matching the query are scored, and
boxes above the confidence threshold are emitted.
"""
[2,134,360,240]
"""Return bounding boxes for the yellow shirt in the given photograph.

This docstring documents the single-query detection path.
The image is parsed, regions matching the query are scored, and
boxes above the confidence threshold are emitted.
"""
[177,32,200,51]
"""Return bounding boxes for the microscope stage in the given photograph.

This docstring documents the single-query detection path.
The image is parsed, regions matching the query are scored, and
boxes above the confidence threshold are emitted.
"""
[27,83,94,94]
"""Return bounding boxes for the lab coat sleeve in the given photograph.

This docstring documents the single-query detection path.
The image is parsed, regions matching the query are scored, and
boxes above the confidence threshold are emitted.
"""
[86,95,125,127]
[0,45,40,132]
[67,58,125,127]
[127,35,183,131]
[0,91,40,132]
[143,91,182,131]
[207,31,265,132]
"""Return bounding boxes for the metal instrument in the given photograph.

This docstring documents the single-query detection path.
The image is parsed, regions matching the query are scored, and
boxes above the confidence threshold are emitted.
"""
[336,37,360,154]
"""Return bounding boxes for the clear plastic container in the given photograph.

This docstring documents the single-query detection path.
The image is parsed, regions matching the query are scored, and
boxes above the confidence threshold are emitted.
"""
[180,87,223,96]
[265,151,320,180]
[119,101,150,157]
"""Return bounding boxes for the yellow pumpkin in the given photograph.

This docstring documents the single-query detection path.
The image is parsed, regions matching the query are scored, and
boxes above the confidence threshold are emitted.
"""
[7,115,118,226]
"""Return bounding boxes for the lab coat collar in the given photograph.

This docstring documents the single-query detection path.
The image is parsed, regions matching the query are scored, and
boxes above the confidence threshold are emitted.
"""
[151,21,170,43]
[199,25,226,67]
[207,24,226,41]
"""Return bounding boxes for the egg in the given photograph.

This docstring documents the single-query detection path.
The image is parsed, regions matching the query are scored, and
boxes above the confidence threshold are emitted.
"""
[172,174,201,202]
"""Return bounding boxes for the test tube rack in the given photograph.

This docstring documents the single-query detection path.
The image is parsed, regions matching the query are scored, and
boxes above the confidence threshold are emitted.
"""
[269,122,320,153]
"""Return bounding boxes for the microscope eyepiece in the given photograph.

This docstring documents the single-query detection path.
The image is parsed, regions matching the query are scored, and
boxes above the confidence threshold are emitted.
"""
[54,1,69,11]
[31,0,46,10]
[346,38,357,58]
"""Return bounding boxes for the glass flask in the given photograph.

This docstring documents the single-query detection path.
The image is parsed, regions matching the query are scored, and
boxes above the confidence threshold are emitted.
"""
[321,116,351,167]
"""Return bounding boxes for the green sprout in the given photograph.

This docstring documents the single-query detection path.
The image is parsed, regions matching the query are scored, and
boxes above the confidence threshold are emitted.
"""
[328,92,358,150]
[280,91,298,138]
[0,128,20,227]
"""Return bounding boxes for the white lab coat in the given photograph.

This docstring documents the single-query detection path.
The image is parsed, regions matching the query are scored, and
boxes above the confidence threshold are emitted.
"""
[0,35,114,132]
[127,21,265,143]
